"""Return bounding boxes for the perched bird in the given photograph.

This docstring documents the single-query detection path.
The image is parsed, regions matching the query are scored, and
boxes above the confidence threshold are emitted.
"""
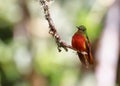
[72,25,94,67]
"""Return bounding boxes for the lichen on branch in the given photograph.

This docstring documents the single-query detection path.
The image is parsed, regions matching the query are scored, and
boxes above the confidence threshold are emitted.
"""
[39,0,75,52]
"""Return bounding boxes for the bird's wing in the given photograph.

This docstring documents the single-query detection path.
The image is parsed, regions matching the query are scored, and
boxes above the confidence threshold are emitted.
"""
[85,33,94,64]
[85,32,91,52]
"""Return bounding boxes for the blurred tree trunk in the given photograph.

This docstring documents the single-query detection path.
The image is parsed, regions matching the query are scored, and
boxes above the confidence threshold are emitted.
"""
[14,0,47,86]
[117,54,120,85]
[95,0,120,86]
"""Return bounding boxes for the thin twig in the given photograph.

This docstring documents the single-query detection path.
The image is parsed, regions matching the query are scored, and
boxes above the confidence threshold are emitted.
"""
[39,0,76,52]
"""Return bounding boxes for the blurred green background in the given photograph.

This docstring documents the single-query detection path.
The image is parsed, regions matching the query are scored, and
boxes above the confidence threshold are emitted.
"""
[0,0,117,86]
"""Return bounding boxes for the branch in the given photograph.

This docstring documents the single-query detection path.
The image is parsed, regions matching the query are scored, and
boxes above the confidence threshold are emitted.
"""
[39,0,76,52]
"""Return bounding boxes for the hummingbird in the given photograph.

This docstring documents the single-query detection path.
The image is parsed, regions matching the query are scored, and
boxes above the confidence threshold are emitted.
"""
[72,25,94,67]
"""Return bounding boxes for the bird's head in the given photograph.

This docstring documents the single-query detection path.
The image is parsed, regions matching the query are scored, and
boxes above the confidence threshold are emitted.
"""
[76,25,86,33]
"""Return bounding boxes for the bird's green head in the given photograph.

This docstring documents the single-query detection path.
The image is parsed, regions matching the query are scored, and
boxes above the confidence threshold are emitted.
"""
[76,25,86,32]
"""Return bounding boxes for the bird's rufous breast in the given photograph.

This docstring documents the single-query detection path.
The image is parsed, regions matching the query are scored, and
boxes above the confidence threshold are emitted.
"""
[72,33,86,52]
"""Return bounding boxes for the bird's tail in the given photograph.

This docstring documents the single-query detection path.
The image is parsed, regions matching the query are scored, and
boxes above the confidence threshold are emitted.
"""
[77,52,94,67]
[89,52,94,64]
